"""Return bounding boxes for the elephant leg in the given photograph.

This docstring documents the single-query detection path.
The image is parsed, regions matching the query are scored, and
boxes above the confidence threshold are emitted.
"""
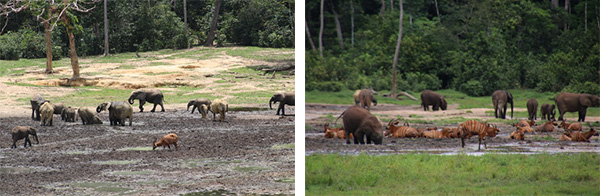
[366,135,372,144]
[159,102,165,112]
[558,110,565,121]
[355,132,365,144]
[138,100,145,112]
[151,103,157,113]
[11,141,16,149]
[191,105,197,114]
[25,136,31,147]
[503,105,507,119]
[129,116,132,126]
[279,103,286,116]
[579,108,587,122]
[213,113,217,121]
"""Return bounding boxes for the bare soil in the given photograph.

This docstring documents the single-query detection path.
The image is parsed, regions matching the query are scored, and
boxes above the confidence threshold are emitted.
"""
[306,103,600,155]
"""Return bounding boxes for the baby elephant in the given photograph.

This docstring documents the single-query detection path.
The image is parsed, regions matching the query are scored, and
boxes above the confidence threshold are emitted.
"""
[40,102,54,126]
[210,99,229,122]
[269,92,295,116]
[187,99,212,114]
[78,108,103,125]
[11,126,39,149]
[61,107,77,122]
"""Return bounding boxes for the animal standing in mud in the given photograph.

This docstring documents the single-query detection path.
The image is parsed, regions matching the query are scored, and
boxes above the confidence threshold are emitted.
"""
[61,107,77,122]
[187,98,211,118]
[540,103,556,121]
[458,120,499,150]
[52,103,66,120]
[128,88,165,112]
[78,108,102,125]
[97,101,133,126]
[30,94,46,121]
[39,102,54,126]
[357,88,377,111]
[270,92,295,116]
[210,99,229,122]
[420,90,447,111]
[492,90,513,119]
[337,106,383,145]
[526,98,538,120]
[153,133,178,150]
[10,126,39,149]
[555,92,600,122]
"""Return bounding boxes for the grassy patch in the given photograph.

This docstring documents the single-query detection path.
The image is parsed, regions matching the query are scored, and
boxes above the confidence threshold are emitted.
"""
[272,143,295,150]
[71,182,132,193]
[50,87,132,107]
[93,160,140,165]
[306,153,600,195]
[234,166,270,172]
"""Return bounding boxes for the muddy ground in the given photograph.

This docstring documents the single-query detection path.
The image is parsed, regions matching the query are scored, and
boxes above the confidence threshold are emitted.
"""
[306,103,600,155]
[0,108,294,195]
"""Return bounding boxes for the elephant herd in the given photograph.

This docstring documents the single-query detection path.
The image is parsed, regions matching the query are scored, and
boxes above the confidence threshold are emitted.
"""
[11,89,295,149]
[338,88,599,145]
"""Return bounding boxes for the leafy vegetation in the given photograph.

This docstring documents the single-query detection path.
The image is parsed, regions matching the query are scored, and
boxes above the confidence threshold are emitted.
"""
[306,153,600,195]
[306,0,599,95]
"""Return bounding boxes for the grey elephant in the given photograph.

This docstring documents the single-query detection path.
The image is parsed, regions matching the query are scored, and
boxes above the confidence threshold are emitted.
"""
[555,92,600,122]
[78,108,102,125]
[11,126,39,149]
[420,90,447,111]
[337,106,383,145]
[97,101,133,126]
[210,99,229,122]
[357,89,377,111]
[52,103,66,120]
[40,102,54,126]
[187,99,212,115]
[61,107,77,122]
[269,92,295,116]
[128,88,165,112]
[526,98,538,120]
[492,90,513,119]
[540,103,556,121]
[30,94,47,121]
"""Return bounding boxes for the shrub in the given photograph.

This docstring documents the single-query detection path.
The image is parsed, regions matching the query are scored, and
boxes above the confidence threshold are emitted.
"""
[459,80,485,96]
[562,81,600,95]
[308,81,345,92]
[0,31,22,60]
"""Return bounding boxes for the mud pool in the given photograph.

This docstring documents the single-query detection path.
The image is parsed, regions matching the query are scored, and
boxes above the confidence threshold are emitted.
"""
[0,109,294,195]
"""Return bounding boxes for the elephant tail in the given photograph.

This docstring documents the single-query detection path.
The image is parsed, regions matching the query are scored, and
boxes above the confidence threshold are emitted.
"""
[334,111,346,127]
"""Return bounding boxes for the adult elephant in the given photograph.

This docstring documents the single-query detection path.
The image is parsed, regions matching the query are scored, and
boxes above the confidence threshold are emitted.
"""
[555,92,600,122]
[492,90,513,119]
[337,106,383,145]
[269,92,295,116]
[358,89,377,111]
[128,88,165,112]
[420,90,447,111]
[30,94,46,121]
[526,98,538,120]
[97,101,133,126]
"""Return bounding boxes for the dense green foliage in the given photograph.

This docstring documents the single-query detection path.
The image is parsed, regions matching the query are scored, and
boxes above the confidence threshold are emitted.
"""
[306,0,600,95]
[306,153,600,195]
[0,0,294,60]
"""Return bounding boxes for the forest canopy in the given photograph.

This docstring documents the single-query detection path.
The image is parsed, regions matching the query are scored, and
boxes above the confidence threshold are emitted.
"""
[306,0,599,96]
[0,0,294,59]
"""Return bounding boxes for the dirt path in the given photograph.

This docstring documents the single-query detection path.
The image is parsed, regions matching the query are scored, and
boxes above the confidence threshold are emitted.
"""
[305,103,600,155]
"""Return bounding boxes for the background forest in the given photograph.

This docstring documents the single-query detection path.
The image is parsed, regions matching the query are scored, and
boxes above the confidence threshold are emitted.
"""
[306,0,600,96]
[0,0,294,59]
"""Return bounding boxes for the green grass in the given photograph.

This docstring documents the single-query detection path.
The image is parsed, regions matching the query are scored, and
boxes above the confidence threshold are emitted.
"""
[306,153,600,195]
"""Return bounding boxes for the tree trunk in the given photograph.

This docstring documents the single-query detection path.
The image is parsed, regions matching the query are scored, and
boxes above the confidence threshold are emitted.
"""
[584,0,587,32]
[103,0,109,56]
[434,0,441,23]
[319,0,324,57]
[551,0,558,7]
[391,0,404,98]
[62,15,80,79]
[205,0,221,46]
[351,0,354,48]
[44,20,53,74]
[390,0,393,13]
[330,2,344,49]
[380,0,385,17]
[305,20,317,51]
[564,0,569,31]
[183,0,189,48]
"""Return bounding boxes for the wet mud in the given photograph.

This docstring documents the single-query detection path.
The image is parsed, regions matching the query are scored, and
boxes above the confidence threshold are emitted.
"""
[0,110,294,195]
[306,104,600,155]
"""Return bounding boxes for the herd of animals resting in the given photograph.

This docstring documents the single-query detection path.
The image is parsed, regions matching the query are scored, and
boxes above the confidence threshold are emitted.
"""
[325,89,600,150]
[11,89,295,150]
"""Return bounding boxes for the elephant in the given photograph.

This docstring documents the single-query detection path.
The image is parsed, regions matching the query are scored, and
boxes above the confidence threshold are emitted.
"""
[11,126,39,149]
[269,92,295,116]
[337,106,383,145]
[353,90,361,106]
[199,104,210,118]
[540,103,556,121]
[210,99,229,122]
[358,89,377,111]
[492,90,513,119]
[78,108,102,125]
[39,102,54,126]
[128,88,165,112]
[555,92,600,122]
[61,107,77,122]
[187,99,212,115]
[526,98,538,120]
[52,103,66,120]
[420,90,447,111]
[97,101,133,126]
[30,94,46,121]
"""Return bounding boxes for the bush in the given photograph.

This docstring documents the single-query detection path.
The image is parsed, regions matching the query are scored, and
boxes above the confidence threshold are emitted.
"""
[459,80,485,96]
[0,32,22,60]
[562,82,600,95]
[308,81,345,92]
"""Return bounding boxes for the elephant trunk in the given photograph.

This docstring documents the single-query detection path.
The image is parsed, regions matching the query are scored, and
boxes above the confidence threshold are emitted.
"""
[96,106,102,113]
[187,101,193,111]
[269,97,275,110]
[33,134,39,144]
[128,96,135,104]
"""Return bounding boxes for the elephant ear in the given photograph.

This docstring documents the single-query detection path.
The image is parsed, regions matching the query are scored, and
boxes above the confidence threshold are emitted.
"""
[579,96,592,107]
